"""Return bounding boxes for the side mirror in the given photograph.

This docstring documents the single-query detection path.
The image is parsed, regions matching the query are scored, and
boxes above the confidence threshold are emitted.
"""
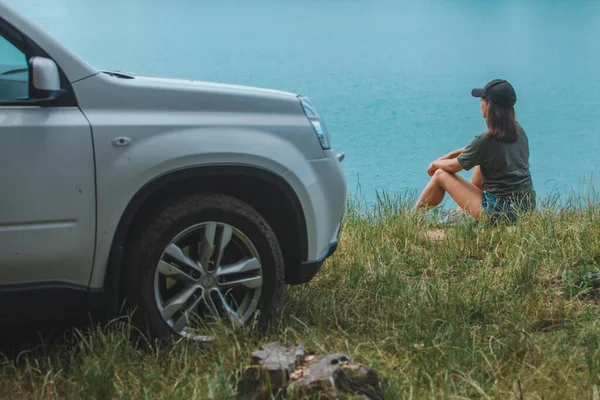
[29,56,61,96]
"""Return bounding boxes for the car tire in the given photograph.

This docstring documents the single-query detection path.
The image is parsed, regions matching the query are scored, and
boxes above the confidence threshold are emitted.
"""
[122,192,285,341]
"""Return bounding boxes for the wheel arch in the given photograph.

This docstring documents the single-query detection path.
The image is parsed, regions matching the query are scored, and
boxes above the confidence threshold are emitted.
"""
[99,164,309,316]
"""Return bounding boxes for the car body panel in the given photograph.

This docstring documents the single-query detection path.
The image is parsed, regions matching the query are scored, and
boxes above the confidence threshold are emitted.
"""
[0,106,96,286]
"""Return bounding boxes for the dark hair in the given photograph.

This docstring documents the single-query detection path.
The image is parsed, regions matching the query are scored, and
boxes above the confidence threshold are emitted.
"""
[484,98,518,142]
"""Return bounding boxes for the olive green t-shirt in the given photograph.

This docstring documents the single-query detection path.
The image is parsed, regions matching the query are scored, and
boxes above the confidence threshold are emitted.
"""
[457,123,534,198]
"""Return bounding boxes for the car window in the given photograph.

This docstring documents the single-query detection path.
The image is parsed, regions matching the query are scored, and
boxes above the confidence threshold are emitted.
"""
[0,34,29,102]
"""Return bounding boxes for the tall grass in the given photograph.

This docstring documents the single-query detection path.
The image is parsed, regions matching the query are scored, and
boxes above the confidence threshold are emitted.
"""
[1,189,600,399]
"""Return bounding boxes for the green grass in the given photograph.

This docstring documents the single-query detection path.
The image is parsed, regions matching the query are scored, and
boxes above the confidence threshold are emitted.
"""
[2,188,600,399]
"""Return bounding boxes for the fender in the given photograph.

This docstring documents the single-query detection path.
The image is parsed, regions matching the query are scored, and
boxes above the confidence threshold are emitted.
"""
[84,125,320,287]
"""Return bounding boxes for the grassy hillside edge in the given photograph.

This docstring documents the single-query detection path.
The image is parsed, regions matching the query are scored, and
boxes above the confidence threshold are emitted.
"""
[2,189,600,399]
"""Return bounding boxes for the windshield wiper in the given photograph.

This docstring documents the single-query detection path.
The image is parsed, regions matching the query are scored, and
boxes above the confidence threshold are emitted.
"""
[102,71,134,79]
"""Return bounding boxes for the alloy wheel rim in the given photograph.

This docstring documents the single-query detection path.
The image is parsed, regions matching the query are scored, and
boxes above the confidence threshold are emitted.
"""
[153,221,263,339]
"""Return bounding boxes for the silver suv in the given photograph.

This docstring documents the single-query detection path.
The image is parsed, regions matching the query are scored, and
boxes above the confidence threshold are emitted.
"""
[0,2,346,340]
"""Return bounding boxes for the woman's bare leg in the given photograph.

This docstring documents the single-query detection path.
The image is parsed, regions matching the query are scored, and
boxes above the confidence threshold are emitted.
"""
[414,174,446,208]
[415,169,484,218]
[454,166,483,213]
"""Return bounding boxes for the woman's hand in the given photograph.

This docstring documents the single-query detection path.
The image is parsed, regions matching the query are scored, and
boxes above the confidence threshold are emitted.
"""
[428,161,439,176]
[428,159,463,175]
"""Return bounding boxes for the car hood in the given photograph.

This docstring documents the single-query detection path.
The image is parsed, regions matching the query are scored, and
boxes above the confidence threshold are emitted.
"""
[89,70,303,114]
[121,72,298,98]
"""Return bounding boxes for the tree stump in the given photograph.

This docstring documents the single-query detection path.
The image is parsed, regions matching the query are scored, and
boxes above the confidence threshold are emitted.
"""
[236,342,385,400]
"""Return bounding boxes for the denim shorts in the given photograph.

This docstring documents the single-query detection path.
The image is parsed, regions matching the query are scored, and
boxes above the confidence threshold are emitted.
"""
[482,190,536,224]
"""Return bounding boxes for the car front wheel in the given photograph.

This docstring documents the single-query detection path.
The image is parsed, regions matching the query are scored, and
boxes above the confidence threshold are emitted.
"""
[123,193,285,341]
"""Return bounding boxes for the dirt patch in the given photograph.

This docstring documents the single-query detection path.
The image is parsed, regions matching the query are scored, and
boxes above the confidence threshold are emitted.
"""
[424,229,446,243]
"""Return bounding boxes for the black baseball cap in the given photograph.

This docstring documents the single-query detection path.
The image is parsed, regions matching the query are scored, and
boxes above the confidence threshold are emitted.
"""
[471,79,517,107]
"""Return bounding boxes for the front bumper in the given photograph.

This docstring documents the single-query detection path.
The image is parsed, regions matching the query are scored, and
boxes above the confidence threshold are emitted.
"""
[284,149,346,285]
[288,222,341,285]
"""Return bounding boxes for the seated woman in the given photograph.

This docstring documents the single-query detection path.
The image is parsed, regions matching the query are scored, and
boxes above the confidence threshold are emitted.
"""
[414,79,536,223]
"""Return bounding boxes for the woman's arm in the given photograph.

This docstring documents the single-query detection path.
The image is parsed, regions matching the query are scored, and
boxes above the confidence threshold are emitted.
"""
[438,147,465,160]
[428,158,464,176]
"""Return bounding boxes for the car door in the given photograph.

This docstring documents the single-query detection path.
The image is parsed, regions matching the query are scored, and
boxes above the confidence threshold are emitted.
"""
[0,21,96,290]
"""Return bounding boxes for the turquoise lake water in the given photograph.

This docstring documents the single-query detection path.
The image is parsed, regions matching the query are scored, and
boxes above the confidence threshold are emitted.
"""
[7,0,600,204]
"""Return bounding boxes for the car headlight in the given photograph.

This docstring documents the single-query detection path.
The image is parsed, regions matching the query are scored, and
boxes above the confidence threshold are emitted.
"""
[299,96,331,150]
